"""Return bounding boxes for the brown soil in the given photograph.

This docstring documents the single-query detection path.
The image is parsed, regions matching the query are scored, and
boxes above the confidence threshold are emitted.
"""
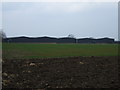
[2,56,119,89]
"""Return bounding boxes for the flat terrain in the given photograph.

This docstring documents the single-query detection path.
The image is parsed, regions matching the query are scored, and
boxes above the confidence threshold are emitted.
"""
[2,56,119,88]
[2,43,119,59]
[2,43,119,89]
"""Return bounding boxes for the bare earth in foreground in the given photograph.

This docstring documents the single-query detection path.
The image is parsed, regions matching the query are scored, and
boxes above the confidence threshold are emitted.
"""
[2,56,119,89]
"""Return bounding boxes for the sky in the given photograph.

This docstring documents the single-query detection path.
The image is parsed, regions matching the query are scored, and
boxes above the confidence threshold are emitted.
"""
[0,3,2,29]
[1,2,118,40]
[1,0,119,2]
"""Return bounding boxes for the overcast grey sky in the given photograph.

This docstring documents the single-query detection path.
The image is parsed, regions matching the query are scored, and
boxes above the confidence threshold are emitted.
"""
[2,2,118,40]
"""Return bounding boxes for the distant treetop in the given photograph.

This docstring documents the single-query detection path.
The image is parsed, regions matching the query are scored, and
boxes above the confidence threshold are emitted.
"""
[68,34,75,38]
[0,30,7,39]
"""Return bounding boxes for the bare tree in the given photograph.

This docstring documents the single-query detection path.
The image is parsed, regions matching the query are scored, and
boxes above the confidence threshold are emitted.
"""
[68,34,75,38]
[68,34,78,43]
[0,30,7,39]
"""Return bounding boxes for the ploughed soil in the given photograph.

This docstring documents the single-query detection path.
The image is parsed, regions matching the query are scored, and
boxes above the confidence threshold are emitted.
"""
[2,56,119,89]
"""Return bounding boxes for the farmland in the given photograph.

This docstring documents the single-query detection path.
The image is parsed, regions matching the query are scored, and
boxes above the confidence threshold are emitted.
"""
[2,43,119,88]
[2,43,119,59]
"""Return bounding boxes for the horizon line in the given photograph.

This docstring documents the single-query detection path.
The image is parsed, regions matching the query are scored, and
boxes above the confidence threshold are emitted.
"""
[5,36,117,40]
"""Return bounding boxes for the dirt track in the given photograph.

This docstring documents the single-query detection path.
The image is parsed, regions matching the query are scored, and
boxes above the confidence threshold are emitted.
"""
[2,56,119,89]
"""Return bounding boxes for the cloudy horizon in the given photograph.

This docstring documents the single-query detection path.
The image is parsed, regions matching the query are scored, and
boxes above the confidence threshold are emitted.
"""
[2,2,118,40]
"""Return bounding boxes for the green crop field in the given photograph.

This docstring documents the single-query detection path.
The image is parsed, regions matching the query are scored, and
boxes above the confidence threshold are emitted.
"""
[2,43,119,59]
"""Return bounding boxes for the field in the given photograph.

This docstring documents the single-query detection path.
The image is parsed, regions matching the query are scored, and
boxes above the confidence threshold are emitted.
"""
[2,43,119,59]
[2,43,119,89]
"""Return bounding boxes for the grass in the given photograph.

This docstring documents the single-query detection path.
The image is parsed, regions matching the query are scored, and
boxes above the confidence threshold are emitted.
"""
[2,43,119,59]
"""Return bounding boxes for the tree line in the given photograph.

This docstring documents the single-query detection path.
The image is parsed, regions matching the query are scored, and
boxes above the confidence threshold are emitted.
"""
[1,31,119,43]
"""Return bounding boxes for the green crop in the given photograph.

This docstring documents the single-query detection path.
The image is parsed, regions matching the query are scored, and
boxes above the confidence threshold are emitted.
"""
[2,43,119,59]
